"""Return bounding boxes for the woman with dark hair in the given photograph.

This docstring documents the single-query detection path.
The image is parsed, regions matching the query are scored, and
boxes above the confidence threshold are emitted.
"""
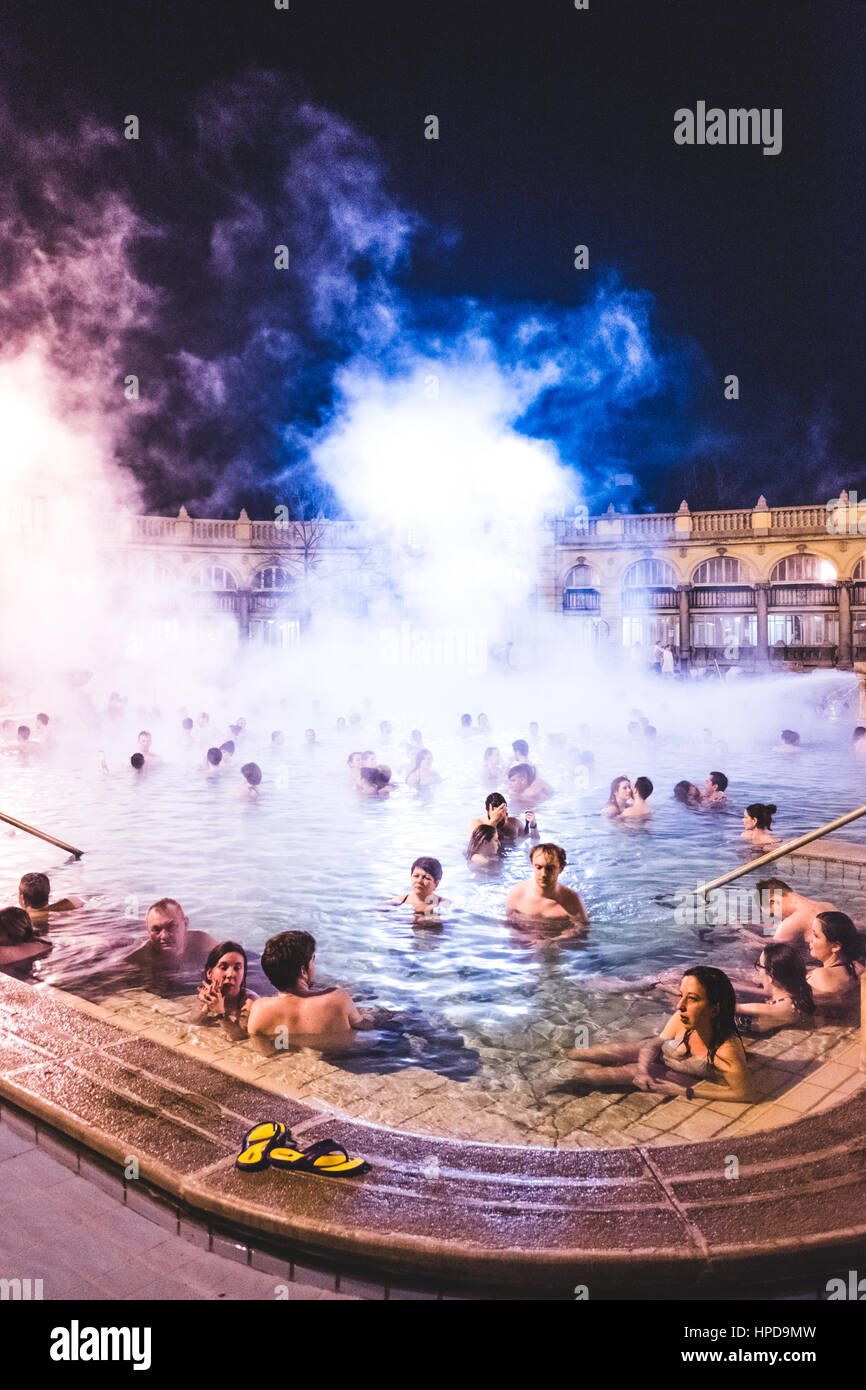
[806,911,864,1010]
[742,803,779,849]
[734,943,815,1031]
[566,965,753,1101]
[466,823,501,865]
[195,940,256,1029]
[0,906,52,974]
[405,748,441,789]
[358,765,393,797]
[601,776,632,818]
[673,780,702,807]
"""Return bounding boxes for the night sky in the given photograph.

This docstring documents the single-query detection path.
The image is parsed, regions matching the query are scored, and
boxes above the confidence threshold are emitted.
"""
[2,0,864,516]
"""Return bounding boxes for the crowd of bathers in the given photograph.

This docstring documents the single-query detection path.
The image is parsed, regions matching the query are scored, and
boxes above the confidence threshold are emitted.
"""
[1,700,864,1108]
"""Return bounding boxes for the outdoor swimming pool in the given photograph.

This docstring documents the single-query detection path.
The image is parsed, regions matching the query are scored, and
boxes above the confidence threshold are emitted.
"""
[2,690,863,1085]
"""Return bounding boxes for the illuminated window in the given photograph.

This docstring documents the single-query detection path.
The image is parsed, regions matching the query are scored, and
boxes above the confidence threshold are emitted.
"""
[191,565,237,590]
[623,559,676,587]
[770,555,837,584]
[692,557,748,585]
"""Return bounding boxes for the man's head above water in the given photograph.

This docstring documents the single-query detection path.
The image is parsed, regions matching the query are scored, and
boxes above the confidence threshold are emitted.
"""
[145,898,189,957]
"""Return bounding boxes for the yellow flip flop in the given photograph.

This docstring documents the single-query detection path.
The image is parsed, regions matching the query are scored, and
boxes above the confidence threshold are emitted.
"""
[269,1138,370,1177]
[235,1121,288,1171]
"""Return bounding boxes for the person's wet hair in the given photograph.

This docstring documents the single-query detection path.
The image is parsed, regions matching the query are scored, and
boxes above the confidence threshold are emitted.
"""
[229,723,242,737]
[508,762,534,787]
[0,907,39,943]
[633,776,653,800]
[271,730,284,744]
[460,713,472,727]
[780,729,800,745]
[853,727,866,743]
[36,713,49,727]
[812,911,861,978]
[138,730,150,740]
[673,780,699,804]
[182,717,194,730]
[261,930,316,990]
[18,726,30,740]
[680,965,739,1066]
[485,791,507,813]
[759,943,815,1015]
[359,765,391,789]
[202,940,248,991]
[644,725,657,739]
[530,842,566,870]
[755,877,792,899]
[606,775,630,807]
[220,740,235,756]
[19,872,50,909]
[709,771,728,792]
[411,856,443,884]
[512,739,529,759]
[408,748,432,775]
[466,824,499,860]
[206,747,223,766]
[241,762,262,786]
[746,802,777,830]
[130,753,145,770]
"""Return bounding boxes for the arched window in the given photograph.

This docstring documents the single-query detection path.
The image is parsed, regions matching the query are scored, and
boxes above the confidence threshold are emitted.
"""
[771,554,837,584]
[623,558,676,588]
[565,563,596,588]
[253,566,292,591]
[692,557,749,585]
[852,556,866,582]
[191,565,237,590]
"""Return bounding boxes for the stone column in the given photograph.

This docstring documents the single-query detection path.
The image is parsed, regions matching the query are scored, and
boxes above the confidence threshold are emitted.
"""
[677,584,691,669]
[837,579,853,669]
[237,589,250,642]
[755,582,770,671]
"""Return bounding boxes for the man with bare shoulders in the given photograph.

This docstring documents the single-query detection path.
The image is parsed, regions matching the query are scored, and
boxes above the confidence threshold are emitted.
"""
[506,762,553,807]
[506,843,589,926]
[754,878,837,944]
[620,776,653,819]
[247,931,363,1039]
[126,898,217,970]
[18,872,83,930]
[470,792,537,847]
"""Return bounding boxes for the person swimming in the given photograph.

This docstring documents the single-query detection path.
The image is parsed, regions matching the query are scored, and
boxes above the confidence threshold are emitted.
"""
[391,857,450,914]
[805,911,864,1011]
[703,771,728,804]
[601,776,632,818]
[619,775,653,818]
[506,843,589,927]
[0,907,52,974]
[405,748,441,789]
[237,762,262,799]
[466,822,501,864]
[742,802,778,849]
[673,780,702,807]
[470,792,536,848]
[18,873,82,929]
[246,930,363,1039]
[506,762,553,806]
[567,966,753,1102]
[126,898,217,972]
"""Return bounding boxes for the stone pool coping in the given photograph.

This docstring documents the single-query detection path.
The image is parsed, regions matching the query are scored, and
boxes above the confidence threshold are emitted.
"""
[2,975,866,1296]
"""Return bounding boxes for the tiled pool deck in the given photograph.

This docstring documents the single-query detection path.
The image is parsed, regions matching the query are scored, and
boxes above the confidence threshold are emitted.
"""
[79,982,865,1149]
[1,971,865,1296]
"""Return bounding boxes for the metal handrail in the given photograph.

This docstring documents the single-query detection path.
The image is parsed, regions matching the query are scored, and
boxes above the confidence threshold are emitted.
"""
[0,810,83,859]
[693,803,866,898]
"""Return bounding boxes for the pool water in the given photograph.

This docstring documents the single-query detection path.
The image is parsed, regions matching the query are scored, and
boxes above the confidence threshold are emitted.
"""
[1,705,864,1074]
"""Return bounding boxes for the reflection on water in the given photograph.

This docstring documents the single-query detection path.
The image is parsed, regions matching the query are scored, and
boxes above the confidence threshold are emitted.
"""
[1,717,864,1072]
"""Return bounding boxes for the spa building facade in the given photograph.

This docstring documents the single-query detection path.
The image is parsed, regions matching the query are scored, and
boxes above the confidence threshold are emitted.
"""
[94,493,866,673]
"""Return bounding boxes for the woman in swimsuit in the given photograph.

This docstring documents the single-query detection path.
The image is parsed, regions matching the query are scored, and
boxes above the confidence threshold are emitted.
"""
[806,911,864,1013]
[195,940,257,1031]
[566,965,753,1101]
[391,857,450,914]
[742,802,779,850]
[733,942,815,1033]
[601,776,632,818]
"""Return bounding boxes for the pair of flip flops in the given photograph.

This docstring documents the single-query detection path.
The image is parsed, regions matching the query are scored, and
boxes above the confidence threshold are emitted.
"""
[235,1121,370,1177]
